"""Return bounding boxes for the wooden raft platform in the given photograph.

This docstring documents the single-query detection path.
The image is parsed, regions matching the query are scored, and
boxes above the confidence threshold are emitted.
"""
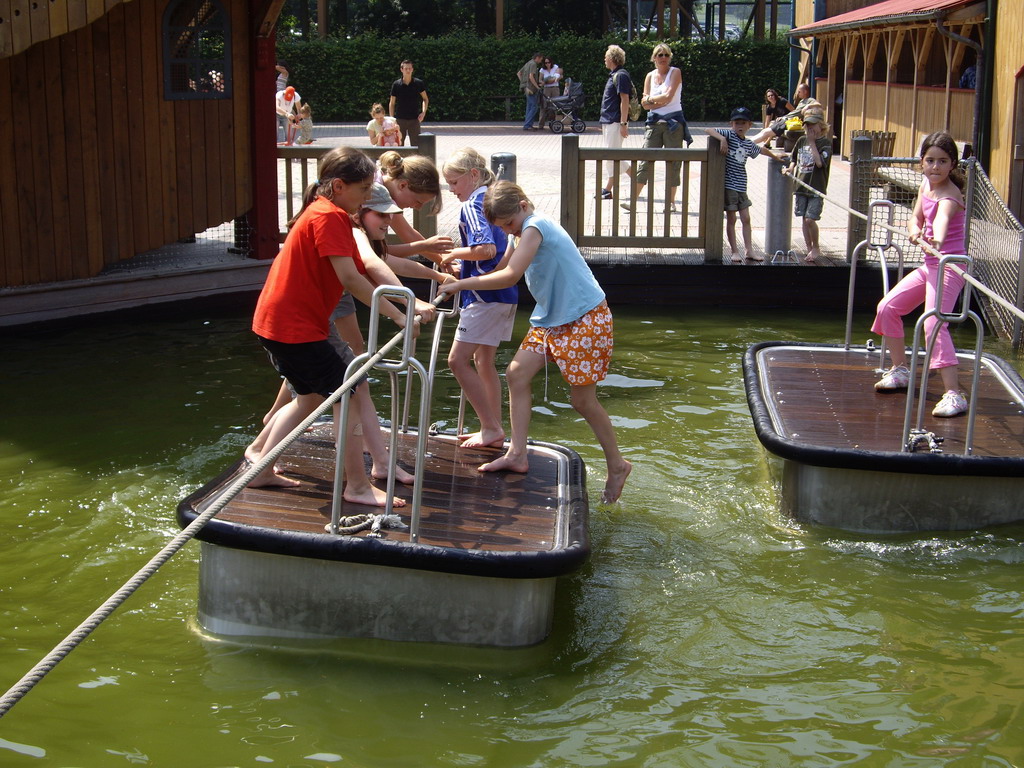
[178,424,590,578]
[744,342,1024,532]
[749,344,1024,458]
[177,425,590,644]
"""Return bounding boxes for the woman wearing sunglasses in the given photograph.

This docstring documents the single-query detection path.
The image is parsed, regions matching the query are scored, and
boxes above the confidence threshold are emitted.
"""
[539,56,562,128]
[624,43,692,212]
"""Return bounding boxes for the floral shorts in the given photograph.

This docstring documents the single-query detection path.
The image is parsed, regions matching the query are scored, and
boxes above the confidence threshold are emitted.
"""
[519,303,614,386]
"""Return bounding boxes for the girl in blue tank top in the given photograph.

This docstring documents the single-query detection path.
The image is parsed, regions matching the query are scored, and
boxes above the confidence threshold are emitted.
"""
[438,181,632,504]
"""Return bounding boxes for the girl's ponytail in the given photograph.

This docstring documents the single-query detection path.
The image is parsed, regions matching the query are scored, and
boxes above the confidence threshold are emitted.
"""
[287,147,375,229]
[379,151,443,214]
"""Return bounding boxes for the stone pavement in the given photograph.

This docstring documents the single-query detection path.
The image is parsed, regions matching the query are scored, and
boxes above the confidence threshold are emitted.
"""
[307,120,854,265]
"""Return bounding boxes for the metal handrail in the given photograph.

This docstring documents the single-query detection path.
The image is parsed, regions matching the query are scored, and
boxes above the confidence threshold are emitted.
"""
[845,200,905,355]
[329,285,451,542]
[403,276,461,433]
[901,254,984,455]
[790,169,1024,450]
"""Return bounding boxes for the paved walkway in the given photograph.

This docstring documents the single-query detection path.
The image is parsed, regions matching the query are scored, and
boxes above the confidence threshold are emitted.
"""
[306,121,854,265]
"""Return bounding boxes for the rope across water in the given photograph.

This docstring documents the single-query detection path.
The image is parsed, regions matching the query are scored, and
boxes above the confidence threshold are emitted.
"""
[0,293,442,720]
[786,170,1024,325]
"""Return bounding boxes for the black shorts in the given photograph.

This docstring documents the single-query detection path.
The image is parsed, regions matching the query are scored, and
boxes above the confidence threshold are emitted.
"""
[258,336,357,398]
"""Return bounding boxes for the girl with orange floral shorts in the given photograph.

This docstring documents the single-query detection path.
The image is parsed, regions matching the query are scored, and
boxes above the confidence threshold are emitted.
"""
[438,181,632,503]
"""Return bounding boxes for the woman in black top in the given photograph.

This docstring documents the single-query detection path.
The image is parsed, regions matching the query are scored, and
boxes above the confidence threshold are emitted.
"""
[763,88,793,125]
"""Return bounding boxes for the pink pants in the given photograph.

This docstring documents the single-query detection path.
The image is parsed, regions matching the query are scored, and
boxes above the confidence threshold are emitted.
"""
[871,260,966,370]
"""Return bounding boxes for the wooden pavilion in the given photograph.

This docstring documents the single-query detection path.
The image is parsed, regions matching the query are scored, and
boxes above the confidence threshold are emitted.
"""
[788,0,1024,222]
[0,0,284,314]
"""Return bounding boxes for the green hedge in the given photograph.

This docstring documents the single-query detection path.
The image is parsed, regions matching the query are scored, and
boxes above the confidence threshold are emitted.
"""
[277,33,789,124]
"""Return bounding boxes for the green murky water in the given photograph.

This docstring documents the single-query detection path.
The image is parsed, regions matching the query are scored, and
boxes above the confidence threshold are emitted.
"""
[2,305,1023,767]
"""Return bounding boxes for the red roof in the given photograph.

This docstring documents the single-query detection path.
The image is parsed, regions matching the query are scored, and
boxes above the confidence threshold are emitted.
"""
[789,0,977,36]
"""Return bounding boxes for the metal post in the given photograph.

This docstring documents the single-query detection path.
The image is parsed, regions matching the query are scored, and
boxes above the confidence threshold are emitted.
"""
[765,157,793,257]
[847,135,873,262]
[491,152,516,182]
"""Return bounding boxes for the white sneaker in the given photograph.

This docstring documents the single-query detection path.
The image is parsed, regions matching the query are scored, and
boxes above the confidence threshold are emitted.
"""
[933,390,968,418]
[874,365,910,391]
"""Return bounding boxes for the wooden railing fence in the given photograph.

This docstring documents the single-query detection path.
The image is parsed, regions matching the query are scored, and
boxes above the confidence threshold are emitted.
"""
[277,134,438,242]
[559,134,725,262]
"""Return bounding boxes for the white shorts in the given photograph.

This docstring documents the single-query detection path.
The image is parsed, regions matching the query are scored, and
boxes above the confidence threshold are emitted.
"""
[454,302,517,347]
[602,121,625,149]
[602,122,626,178]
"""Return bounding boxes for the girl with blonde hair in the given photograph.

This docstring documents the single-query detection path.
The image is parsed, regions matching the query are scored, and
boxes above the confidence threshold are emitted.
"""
[440,148,518,449]
[438,181,632,503]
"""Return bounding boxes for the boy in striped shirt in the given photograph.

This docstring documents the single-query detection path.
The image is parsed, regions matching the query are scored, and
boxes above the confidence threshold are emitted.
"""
[706,107,785,262]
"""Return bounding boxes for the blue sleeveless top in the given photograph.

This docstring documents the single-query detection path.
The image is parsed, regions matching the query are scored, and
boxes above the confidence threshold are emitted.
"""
[520,213,605,327]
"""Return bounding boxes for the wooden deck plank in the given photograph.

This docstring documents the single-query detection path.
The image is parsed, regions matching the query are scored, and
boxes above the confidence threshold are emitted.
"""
[758,346,1024,456]
[200,427,566,552]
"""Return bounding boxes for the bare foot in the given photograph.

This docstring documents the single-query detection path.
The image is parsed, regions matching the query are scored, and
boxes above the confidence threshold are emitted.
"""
[458,430,506,449]
[243,450,284,476]
[804,249,819,263]
[478,453,530,474]
[344,484,407,507]
[601,459,633,503]
[371,462,416,485]
[248,469,301,489]
[749,252,764,262]
[730,253,742,263]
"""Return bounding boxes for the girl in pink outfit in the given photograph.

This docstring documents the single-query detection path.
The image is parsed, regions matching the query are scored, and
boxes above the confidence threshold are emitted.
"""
[871,131,969,418]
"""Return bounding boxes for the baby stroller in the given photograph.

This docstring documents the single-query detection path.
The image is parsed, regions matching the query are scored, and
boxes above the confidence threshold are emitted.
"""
[547,80,586,134]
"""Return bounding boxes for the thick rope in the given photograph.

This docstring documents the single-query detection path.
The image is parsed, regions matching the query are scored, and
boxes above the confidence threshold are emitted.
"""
[0,301,437,719]
[785,171,1024,325]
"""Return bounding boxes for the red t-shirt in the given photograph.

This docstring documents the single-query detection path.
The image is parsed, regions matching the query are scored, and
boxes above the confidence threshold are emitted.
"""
[252,197,364,343]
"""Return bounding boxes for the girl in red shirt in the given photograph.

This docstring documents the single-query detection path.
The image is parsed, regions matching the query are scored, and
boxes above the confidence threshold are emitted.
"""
[247,148,428,505]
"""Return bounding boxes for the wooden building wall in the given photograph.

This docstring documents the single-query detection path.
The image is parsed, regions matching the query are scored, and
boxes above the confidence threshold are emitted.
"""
[989,3,1024,208]
[0,0,253,289]
[0,0,134,59]
[834,80,973,158]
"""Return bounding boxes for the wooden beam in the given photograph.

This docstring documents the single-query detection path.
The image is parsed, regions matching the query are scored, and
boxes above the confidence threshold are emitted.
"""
[253,0,286,38]
[942,30,952,133]
[826,37,839,128]
[910,28,923,150]
[949,23,973,75]
[888,28,905,80]
[879,30,890,133]
[916,25,935,84]
[864,32,880,81]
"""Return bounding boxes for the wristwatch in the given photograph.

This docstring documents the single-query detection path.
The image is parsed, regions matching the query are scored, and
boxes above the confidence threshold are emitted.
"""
[620,122,627,126]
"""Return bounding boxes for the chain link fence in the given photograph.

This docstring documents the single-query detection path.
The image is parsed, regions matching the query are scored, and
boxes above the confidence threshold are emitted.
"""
[850,144,1024,349]
[97,219,253,277]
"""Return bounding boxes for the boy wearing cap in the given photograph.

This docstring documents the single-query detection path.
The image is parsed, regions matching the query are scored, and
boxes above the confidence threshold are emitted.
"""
[706,107,785,262]
[782,109,832,262]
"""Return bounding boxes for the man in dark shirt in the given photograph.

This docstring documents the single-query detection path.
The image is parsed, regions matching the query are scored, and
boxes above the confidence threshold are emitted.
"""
[517,52,543,131]
[599,45,632,199]
[389,60,429,146]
